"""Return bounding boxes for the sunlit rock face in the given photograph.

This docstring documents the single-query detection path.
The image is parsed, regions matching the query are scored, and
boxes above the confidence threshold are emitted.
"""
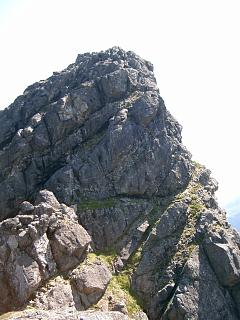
[0,47,191,221]
[0,47,239,320]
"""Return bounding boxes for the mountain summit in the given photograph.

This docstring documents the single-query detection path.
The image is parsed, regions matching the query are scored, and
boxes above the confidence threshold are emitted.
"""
[0,47,239,320]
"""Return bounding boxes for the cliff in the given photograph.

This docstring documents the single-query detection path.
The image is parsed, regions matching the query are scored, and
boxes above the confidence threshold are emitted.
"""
[0,47,239,320]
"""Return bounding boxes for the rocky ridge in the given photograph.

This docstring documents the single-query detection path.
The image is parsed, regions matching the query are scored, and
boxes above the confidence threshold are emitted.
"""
[0,47,239,320]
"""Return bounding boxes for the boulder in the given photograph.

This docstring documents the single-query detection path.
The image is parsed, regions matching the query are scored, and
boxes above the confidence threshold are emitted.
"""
[204,234,240,287]
[32,276,76,310]
[162,247,238,320]
[50,221,91,272]
[0,190,91,312]
[70,258,112,308]
[7,250,42,304]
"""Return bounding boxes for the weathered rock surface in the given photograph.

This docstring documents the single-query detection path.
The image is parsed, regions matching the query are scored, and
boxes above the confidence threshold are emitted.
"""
[0,47,191,221]
[70,258,112,309]
[0,47,239,320]
[162,247,238,320]
[204,229,240,287]
[0,190,91,312]
[32,276,76,311]
[4,310,129,320]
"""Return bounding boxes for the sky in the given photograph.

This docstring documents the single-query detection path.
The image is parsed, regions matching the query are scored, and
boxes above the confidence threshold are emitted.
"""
[0,0,239,229]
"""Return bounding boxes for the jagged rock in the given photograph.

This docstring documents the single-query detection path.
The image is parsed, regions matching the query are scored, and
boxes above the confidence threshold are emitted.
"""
[161,247,238,320]
[0,190,91,312]
[204,242,240,286]
[0,47,239,320]
[32,276,76,310]
[132,201,189,301]
[203,230,240,287]
[7,250,42,304]
[4,310,129,320]
[0,47,192,221]
[110,300,128,315]
[78,199,152,250]
[70,258,112,309]
[35,190,61,209]
[232,284,240,315]
[19,201,35,214]
[50,220,91,272]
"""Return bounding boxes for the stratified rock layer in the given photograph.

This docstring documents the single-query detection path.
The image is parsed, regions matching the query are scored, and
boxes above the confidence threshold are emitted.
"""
[0,47,239,320]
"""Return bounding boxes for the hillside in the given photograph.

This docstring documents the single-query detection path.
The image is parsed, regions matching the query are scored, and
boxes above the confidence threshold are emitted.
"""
[0,47,239,320]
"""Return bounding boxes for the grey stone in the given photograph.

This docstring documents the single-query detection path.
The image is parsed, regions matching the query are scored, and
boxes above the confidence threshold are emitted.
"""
[50,220,92,272]
[129,91,159,127]
[0,189,91,312]
[32,276,76,310]
[19,201,35,214]
[35,190,61,209]
[231,284,240,315]
[204,240,240,287]
[0,47,239,320]
[5,310,129,320]
[100,69,129,102]
[162,247,238,320]
[7,250,42,304]
[0,47,191,221]
[78,199,151,250]
[70,259,112,309]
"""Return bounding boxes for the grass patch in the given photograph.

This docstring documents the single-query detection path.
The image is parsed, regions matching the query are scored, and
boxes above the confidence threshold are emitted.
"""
[107,273,142,315]
[192,160,203,170]
[171,197,206,266]
[127,250,142,270]
[78,197,117,210]
[189,201,205,217]
[86,250,143,315]
[86,249,118,267]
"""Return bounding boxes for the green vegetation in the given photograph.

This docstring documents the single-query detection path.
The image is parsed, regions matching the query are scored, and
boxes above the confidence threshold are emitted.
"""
[174,192,186,202]
[189,200,205,218]
[78,197,117,210]
[83,161,211,315]
[86,249,118,267]
[192,160,203,169]
[127,249,142,272]
[167,161,208,267]
[107,273,142,315]
[171,194,206,265]
[82,129,106,150]
[87,249,143,315]
[125,91,143,107]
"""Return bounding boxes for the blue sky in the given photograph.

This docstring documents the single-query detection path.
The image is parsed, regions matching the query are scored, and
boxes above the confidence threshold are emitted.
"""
[226,199,240,230]
[0,0,19,18]
[0,0,239,230]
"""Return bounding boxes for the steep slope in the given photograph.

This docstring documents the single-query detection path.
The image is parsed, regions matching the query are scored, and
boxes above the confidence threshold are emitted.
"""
[0,47,239,320]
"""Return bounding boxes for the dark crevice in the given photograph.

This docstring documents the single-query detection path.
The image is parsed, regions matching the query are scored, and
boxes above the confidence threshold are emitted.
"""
[42,116,53,147]
[0,135,15,151]
[159,259,189,319]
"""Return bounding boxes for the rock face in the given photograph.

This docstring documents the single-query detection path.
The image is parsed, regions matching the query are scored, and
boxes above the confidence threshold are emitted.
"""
[0,190,91,312]
[4,310,130,320]
[70,258,112,309]
[0,47,239,320]
[0,47,191,221]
